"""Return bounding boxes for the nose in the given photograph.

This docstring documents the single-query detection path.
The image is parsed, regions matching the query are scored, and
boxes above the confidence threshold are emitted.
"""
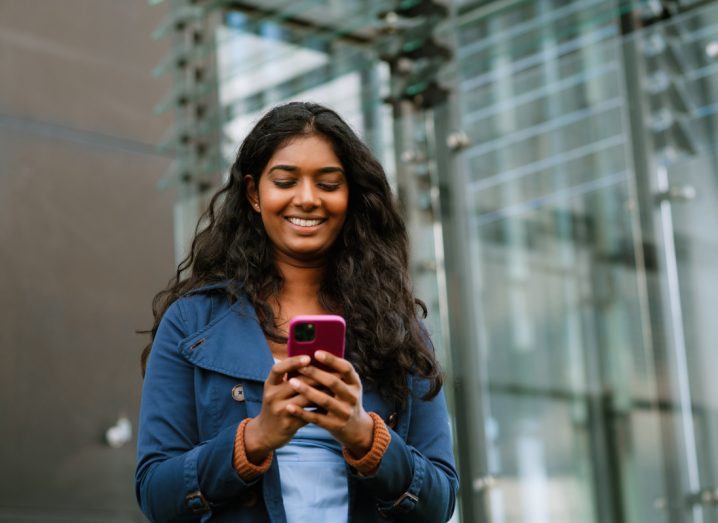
[293,178,319,210]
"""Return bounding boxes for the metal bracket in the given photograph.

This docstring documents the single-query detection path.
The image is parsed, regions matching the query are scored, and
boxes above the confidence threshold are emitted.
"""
[655,184,696,203]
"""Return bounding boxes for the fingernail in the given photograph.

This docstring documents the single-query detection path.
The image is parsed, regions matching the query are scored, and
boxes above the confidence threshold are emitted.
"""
[315,351,325,361]
[287,404,296,413]
[289,378,301,388]
[301,355,311,364]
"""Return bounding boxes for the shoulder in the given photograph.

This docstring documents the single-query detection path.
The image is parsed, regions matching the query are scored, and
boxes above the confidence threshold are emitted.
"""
[172,280,244,335]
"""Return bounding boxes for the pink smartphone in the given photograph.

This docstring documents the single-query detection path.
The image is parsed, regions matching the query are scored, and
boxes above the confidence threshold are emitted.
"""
[287,315,346,374]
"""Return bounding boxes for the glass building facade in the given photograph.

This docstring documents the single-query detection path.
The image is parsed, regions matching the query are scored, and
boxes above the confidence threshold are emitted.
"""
[158,1,718,521]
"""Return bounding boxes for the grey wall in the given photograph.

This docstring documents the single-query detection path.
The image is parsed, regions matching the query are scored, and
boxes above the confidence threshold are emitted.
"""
[0,2,175,520]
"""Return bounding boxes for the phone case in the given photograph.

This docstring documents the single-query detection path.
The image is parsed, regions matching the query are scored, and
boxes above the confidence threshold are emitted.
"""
[287,315,346,371]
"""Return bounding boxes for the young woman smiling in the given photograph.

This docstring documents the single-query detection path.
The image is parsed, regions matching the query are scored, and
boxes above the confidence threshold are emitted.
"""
[135,102,458,522]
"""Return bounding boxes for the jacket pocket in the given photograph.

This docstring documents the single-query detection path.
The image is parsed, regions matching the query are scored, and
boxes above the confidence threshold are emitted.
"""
[178,342,267,440]
[177,322,273,439]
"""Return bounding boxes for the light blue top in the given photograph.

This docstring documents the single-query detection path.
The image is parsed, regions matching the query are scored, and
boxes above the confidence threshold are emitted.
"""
[274,359,349,522]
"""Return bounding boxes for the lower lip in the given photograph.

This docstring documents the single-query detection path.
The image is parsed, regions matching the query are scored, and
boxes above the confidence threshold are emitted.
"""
[285,218,326,232]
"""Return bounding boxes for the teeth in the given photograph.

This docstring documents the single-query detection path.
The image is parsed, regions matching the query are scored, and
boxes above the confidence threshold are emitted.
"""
[287,217,323,227]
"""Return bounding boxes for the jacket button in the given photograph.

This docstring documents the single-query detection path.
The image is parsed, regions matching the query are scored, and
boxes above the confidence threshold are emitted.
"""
[232,384,245,402]
[387,412,398,429]
[241,488,258,507]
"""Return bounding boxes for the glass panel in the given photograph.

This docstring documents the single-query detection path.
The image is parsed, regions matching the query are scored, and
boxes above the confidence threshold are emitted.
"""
[485,394,598,522]
[215,8,396,182]
[451,1,677,521]
[631,3,718,520]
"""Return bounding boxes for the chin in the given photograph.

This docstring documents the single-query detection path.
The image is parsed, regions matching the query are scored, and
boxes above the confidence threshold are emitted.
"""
[284,245,324,258]
[285,242,335,260]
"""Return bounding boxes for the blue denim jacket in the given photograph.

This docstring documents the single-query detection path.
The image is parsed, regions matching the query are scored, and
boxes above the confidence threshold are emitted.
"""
[135,282,459,522]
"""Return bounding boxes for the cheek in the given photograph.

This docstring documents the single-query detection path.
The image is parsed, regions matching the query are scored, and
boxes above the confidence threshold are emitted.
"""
[259,189,290,215]
[327,190,349,220]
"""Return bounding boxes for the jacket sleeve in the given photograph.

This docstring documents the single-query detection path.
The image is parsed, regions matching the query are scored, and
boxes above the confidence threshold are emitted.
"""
[135,300,259,522]
[352,377,459,522]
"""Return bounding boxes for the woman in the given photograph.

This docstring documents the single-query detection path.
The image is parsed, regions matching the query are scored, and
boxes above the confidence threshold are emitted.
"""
[135,102,458,522]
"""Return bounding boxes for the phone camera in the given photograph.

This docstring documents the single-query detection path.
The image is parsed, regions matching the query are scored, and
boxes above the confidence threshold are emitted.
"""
[294,323,315,342]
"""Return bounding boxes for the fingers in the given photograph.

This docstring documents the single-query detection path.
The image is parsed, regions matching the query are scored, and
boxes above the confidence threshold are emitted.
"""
[267,391,313,416]
[267,355,311,385]
[314,350,360,385]
[297,365,355,403]
[286,402,327,427]
[272,376,322,400]
[288,378,352,419]
[284,393,314,410]
[296,375,322,388]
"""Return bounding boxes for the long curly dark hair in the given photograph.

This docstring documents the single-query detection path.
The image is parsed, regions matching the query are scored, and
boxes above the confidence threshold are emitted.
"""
[141,101,442,407]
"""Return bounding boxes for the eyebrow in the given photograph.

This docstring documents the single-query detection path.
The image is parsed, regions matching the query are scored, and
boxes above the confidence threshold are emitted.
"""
[268,164,345,175]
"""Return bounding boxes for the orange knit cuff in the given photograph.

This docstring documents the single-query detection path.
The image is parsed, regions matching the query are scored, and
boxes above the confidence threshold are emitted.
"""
[342,412,391,476]
[233,418,273,481]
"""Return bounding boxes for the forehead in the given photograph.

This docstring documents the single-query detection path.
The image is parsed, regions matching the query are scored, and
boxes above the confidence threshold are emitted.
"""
[265,134,342,168]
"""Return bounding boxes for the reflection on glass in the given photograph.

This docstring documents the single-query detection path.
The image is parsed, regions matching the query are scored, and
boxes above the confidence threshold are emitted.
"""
[453,0,718,522]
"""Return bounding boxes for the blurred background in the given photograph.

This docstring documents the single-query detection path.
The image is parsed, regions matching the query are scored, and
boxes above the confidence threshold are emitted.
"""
[1,0,718,521]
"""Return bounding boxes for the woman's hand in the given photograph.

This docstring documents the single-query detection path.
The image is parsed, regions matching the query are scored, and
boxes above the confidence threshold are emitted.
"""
[286,350,375,457]
[244,355,316,464]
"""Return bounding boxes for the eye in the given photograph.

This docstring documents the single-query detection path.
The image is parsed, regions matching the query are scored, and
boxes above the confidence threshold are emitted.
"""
[273,180,296,188]
[318,182,341,191]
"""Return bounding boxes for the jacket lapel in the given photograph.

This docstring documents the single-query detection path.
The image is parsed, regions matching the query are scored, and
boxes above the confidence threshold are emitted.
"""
[178,294,274,383]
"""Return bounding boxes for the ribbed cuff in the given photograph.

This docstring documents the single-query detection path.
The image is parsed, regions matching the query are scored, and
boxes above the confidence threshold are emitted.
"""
[342,412,391,476]
[233,418,273,481]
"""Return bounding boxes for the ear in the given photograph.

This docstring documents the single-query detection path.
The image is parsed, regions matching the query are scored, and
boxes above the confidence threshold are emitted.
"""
[244,175,260,212]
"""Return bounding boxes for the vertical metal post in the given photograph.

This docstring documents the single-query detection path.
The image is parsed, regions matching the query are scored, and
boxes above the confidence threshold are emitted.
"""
[359,62,384,156]
[655,164,704,523]
[431,98,492,522]
[618,7,701,522]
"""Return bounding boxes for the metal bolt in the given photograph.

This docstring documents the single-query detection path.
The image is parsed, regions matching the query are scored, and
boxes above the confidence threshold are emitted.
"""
[646,70,670,95]
[701,489,714,504]
[643,32,666,57]
[447,131,470,151]
[473,475,496,492]
[379,11,400,34]
[384,11,399,26]
[396,57,414,74]
[401,149,426,163]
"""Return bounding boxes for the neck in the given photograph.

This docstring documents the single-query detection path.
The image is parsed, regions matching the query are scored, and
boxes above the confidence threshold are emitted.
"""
[274,256,325,298]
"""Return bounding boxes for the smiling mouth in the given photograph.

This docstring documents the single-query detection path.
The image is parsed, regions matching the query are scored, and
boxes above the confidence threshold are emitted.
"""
[285,217,326,227]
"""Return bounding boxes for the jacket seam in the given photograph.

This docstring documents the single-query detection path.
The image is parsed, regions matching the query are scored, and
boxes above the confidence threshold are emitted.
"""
[175,281,238,346]
[175,298,189,332]
[178,301,241,349]
[181,358,267,385]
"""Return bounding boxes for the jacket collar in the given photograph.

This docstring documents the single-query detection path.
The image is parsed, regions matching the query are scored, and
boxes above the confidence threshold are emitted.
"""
[178,288,275,383]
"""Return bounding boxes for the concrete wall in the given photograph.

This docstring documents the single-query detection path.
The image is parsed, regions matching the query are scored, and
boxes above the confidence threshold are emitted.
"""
[0,2,175,520]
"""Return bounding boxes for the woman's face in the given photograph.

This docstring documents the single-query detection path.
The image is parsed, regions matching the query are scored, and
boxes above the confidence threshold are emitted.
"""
[246,134,349,264]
